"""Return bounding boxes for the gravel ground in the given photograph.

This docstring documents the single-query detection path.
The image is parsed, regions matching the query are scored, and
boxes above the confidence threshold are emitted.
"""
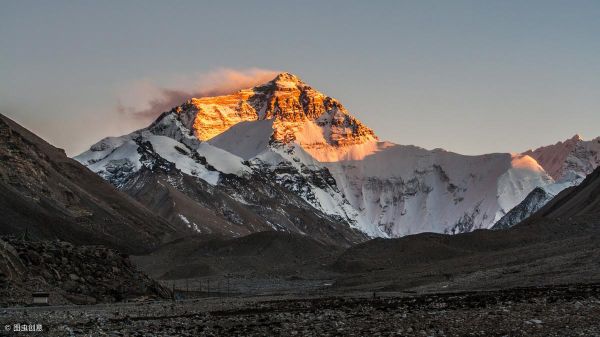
[1,283,599,336]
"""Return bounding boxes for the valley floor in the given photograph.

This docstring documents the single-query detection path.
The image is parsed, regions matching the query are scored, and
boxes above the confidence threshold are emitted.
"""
[1,283,599,336]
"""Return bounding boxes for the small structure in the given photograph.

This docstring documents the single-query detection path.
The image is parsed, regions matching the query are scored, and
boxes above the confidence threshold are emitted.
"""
[32,292,49,306]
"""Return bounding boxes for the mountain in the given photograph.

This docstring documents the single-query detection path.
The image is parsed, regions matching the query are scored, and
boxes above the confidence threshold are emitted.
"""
[493,135,600,229]
[139,168,600,295]
[75,76,368,246]
[523,134,600,181]
[175,72,377,147]
[76,73,595,238]
[524,165,600,222]
[0,113,177,254]
[332,168,600,291]
[492,187,554,229]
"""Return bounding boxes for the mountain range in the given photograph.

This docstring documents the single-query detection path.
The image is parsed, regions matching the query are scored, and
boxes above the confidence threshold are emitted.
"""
[74,72,600,242]
[2,73,600,305]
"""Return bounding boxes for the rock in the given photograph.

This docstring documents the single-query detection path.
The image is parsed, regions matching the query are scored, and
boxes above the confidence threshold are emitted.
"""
[63,280,79,292]
[0,236,171,306]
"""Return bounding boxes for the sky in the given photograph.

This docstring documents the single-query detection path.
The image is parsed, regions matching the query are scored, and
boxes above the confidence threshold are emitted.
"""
[1,0,599,156]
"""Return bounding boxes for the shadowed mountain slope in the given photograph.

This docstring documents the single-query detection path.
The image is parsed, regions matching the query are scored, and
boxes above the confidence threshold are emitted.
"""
[525,166,600,221]
[133,231,342,280]
[0,113,177,254]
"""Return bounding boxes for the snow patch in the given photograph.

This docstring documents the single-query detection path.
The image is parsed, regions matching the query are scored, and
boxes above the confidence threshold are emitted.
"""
[145,134,220,185]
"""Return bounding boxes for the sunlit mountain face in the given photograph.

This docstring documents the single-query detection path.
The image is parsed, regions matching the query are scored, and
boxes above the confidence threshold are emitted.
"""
[167,72,378,158]
[76,73,600,239]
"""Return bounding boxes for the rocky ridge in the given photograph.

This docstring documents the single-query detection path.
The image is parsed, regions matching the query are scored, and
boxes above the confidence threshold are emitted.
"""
[523,134,600,181]
[492,187,555,230]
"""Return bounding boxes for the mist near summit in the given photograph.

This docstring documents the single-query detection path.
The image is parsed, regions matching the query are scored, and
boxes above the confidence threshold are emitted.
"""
[116,68,280,123]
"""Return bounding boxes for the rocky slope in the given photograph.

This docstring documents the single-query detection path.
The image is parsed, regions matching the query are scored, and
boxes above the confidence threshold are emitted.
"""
[0,114,178,254]
[76,73,598,238]
[133,231,342,281]
[0,236,171,306]
[77,128,366,246]
[523,166,600,223]
[492,187,555,230]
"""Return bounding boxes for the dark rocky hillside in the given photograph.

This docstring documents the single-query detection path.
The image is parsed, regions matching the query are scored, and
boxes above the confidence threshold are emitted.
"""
[0,236,171,306]
[492,187,554,229]
[133,231,342,281]
[0,114,177,254]
[524,166,600,222]
[122,165,367,248]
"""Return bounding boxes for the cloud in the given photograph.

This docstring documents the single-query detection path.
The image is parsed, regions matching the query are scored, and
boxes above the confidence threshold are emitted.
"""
[117,68,280,123]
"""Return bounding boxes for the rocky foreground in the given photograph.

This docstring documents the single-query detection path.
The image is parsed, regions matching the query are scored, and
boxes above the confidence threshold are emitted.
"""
[0,237,170,306]
[1,283,599,336]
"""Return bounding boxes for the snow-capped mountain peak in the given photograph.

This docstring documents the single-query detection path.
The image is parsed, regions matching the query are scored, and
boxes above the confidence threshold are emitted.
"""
[493,134,600,229]
[263,71,305,89]
[75,73,600,240]
[523,134,600,181]
[161,73,377,151]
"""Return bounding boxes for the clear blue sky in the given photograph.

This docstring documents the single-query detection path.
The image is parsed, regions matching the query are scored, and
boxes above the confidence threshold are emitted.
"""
[2,0,599,155]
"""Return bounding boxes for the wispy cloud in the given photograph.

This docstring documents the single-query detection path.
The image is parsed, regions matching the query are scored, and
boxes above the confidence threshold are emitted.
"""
[117,67,280,123]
